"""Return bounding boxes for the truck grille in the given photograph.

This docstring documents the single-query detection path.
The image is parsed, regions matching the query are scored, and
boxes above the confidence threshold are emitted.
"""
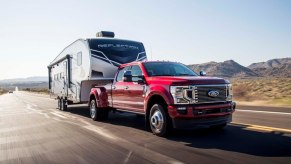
[185,85,227,104]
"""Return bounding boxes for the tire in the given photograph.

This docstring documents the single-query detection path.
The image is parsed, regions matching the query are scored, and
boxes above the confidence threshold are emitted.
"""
[62,98,67,111]
[90,99,108,121]
[57,98,61,110]
[59,98,67,111]
[149,104,171,137]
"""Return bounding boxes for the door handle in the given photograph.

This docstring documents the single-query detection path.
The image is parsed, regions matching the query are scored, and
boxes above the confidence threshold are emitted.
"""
[112,86,116,90]
[124,86,129,90]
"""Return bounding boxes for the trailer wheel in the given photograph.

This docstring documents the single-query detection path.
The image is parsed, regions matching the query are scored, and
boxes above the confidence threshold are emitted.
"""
[57,98,61,110]
[149,104,171,137]
[58,98,67,111]
[61,98,67,111]
[90,99,108,121]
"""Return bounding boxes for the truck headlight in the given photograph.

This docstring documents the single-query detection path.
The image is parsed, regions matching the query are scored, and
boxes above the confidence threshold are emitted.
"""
[226,84,233,101]
[170,86,189,104]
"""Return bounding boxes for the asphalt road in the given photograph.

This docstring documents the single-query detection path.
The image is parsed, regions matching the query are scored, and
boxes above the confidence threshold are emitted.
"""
[0,92,291,164]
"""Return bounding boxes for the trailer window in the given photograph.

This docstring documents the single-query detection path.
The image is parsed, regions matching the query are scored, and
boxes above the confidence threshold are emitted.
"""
[77,52,82,66]
[88,39,146,66]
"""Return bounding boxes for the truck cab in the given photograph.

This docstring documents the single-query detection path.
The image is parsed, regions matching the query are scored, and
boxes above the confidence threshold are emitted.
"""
[89,61,236,136]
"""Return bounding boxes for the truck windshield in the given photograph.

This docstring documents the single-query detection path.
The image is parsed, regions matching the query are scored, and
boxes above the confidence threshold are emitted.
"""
[88,39,146,67]
[143,62,198,77]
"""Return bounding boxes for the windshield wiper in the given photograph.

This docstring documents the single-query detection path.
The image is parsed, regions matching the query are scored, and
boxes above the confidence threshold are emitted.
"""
[176,74,195,76]
[153,74,174,76]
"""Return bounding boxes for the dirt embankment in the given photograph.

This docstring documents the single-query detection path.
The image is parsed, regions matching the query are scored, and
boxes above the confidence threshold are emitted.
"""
[0,88,8,95]
[231,78,291,107]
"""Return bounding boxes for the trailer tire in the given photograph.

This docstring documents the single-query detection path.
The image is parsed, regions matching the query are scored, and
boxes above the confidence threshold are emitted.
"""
[149,104,171,137]
[61,98,67,111]
[59,98,67,111]
[57,98,61,110]
[90,99,108,121]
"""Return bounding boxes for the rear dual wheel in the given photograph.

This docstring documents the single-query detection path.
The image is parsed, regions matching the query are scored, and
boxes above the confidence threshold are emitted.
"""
[90,99,108,121]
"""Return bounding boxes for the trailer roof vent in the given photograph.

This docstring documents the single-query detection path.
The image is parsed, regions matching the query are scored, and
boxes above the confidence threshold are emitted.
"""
[96,31,115,38]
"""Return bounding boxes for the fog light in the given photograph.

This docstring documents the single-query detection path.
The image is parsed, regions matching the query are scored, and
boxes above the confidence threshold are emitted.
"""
[177,107,187,114]
[193,110,204,115]
[177,107,186,110]
[227,108,232,112]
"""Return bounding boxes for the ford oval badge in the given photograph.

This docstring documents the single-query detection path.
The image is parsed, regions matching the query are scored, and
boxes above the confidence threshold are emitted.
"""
[208,90,219,97]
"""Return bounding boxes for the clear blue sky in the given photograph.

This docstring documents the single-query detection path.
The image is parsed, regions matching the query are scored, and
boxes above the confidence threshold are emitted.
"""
[0,0,290,79]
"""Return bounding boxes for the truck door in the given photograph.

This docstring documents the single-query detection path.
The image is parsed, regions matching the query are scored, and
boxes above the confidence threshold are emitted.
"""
[125,65,145,112]
[112,66,131,109]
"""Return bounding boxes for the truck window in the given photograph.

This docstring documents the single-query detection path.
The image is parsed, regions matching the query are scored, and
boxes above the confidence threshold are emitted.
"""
[116,66,131,82]
[144,62,198,76]
[131,65,142,82]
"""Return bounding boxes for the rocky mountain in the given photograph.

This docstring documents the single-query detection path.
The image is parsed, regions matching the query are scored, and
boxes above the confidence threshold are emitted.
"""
[0,76,48,90]
[247,58,291,77]
[0,76,47,84]
[188,60,258,78]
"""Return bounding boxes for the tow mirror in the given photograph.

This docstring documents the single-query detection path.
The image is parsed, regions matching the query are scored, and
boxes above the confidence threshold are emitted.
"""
[200,71,206,76]
[123,71,133,82]
[136,75,145,84]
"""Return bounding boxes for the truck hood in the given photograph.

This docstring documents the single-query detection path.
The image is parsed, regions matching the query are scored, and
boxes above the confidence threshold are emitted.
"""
[146,76,228,85]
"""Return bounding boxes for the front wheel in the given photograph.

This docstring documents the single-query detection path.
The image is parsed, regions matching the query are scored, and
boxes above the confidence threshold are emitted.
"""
[149,104,171,137]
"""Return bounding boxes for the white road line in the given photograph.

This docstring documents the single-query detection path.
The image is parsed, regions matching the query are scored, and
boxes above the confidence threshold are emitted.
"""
[83,125,118,140]
[50,112,68,119]
[52,117,61,121]
[236,109,291,115]
[31,104,38,107]
[44,113,50,118]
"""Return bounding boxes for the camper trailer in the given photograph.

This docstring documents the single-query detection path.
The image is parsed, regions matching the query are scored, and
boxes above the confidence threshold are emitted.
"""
[48,31,147,110]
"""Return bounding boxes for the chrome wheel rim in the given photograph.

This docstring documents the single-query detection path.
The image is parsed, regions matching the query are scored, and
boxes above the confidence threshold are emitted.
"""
[90,101,96,118]
[150,109,164,132]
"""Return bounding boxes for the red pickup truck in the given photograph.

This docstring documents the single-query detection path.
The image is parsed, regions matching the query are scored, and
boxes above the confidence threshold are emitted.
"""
[89,61,236,136]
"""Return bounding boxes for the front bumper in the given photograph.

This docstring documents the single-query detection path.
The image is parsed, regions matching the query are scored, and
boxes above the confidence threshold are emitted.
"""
[172,115,232,129]
[168,102,236,129]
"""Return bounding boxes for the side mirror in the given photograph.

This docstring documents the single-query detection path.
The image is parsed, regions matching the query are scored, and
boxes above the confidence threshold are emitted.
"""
[136,75,145,84]
[200,71,206,76]
[123,71,132,82]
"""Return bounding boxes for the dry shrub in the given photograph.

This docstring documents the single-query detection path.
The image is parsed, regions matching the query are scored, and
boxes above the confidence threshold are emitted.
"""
[22,88,49,94]
[233,83,257,101]
[232,78,291,102]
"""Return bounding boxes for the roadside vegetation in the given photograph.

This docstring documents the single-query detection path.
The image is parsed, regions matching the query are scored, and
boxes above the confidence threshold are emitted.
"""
[231,78,291,107]
[0,88,8,95]
[22,88,50,94]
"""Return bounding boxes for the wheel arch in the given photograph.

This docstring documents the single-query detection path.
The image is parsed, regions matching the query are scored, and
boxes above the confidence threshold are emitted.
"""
[145,94,168,130]
[89,87,109,108]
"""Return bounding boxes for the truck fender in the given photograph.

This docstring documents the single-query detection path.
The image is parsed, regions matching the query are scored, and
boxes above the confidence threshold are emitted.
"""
[89,87,109,108]
[144,90,172,131]
[145,86,173,110]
